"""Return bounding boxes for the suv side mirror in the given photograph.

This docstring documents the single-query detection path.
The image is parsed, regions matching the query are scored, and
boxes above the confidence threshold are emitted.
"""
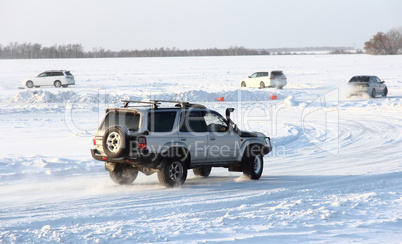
[381,81,385,83]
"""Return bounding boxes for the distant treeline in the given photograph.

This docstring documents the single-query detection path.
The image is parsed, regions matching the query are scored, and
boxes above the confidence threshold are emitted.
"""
[0,42,355,59]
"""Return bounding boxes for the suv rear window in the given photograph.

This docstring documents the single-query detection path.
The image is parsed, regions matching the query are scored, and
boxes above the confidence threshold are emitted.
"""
[148,111,177,132]
[349,76,369,82]
[99,111,141,132]
[65,71,73,76]
[271,71,283,77]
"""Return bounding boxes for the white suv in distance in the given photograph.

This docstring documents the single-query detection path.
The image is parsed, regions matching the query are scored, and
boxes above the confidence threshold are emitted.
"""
[23,70,75,88]
[241,71,287,89]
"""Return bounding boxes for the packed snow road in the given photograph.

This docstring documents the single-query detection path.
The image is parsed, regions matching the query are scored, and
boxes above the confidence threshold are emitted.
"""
[0,55,401,243]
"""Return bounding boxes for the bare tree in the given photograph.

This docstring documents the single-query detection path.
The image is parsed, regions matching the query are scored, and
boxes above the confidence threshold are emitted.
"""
[364,27,402,55]
[386,27,402,54]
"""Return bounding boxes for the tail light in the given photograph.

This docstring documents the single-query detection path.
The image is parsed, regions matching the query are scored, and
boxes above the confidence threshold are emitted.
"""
[138,136,147,150]
[93,139,96,145]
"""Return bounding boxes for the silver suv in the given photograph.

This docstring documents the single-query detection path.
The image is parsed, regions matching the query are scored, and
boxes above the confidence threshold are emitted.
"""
[91,100,272,187]
[347,75,388,98]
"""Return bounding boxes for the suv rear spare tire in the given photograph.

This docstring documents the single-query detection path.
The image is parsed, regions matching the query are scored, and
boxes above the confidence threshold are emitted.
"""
[102,126,129,158]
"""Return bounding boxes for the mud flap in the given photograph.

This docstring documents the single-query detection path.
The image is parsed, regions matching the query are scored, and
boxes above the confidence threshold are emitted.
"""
[105,162,116,172]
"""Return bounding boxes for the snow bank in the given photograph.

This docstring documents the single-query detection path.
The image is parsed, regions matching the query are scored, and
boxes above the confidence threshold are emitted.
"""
[0,155,101,182]
[9,88,286,104]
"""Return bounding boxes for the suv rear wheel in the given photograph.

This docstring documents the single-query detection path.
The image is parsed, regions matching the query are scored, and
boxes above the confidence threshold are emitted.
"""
[158,158,187,187]
[109,164,138,185]
[193,166,212,177]
[54,80,62,88]
[371,89,376,98]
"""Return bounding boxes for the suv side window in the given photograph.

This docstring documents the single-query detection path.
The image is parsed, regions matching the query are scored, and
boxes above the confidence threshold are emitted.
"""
[38,72,47,77]
[250,73,257,78]
[179,111,207,133]
[204,112,229,133]
[148,111,177,132]
[54,72,63,76]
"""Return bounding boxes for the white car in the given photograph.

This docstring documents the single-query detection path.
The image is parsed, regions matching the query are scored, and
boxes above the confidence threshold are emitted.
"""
[22,70,75,88]
[241,71,287,89]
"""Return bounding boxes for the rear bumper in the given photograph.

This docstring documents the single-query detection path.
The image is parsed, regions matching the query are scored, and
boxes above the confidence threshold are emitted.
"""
[91,149,126,163]
[90,149,161,168]
[349,87,369,96]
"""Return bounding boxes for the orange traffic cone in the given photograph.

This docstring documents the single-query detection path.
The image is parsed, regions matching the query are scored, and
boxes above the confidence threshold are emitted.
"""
[215,97,224,102]
[270,93,277,100]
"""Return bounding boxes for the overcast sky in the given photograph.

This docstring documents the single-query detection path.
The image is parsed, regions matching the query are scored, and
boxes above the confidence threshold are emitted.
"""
[1,0,401,51]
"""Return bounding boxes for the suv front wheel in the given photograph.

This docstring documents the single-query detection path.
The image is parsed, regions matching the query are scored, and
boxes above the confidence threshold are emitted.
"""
[243,153,263,180]
[158,158,187,187]
[26,80,34,88]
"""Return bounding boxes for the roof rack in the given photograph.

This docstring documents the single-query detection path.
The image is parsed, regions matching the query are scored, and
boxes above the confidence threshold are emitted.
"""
[150,100,206,109]
[121,100,206,109]
[121,100,160,108]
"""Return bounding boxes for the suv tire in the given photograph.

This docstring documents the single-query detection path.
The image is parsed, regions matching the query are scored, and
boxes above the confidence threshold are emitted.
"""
[109,164,138,185]
[158,158,187,187]
[259,81,265,89]
[26,80,34,88]
[193,166,212,177]
[242,150,263,180]
[54,80,62,88]
[371,89,376,98]
[103,126,129,158]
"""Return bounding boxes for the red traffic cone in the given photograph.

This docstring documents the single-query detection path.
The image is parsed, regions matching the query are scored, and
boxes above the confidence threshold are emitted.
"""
[270,93,277,100]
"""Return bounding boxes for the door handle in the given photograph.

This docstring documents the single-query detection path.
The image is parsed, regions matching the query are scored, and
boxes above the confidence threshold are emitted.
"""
[181,138,186,141]
[210,137,216,141]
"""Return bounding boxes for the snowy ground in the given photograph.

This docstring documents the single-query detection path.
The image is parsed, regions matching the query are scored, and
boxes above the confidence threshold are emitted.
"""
[0,55,401,243]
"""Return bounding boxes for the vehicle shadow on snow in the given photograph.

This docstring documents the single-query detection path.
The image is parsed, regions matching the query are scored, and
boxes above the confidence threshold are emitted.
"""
[113,172,401,194]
